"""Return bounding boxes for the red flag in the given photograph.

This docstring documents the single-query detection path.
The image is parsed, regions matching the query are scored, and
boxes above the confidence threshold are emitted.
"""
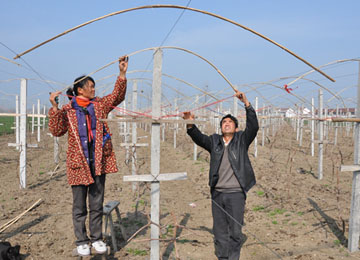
[284,84,293,93]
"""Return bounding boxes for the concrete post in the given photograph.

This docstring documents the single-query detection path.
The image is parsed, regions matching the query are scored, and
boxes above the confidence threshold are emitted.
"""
[150,49,162,259]
[19,79,27,189]
[311,98,315,157]
[318,89,324,180]
[37,99,41,142]
[15,95,19,151]
[132,81,138,192]
[348,61,360,252]
[254,97,258,157]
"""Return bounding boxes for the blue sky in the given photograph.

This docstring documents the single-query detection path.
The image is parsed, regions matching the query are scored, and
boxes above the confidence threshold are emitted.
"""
[0,0,359,111]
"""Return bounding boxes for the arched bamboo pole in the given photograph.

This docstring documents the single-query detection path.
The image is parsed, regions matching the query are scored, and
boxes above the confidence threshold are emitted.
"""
[278,76,346,108]
[0,56,21,66]
[286,58,360,86]
[13,5,334,82]
[327,84,356,103]
[94,70,220,101]
[247,81,310,107]
[59,46,237,95]
[127,69,220,100]
[128,77,191,100]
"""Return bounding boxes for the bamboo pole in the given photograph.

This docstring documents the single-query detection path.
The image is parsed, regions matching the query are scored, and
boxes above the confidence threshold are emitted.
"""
[13,5,334,82]
[0,199,42,233]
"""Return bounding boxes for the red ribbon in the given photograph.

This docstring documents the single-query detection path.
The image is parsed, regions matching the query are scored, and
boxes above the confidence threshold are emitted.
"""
[284,84,293,93]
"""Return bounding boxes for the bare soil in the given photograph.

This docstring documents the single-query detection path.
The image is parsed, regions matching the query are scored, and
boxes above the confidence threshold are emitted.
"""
[1,121,360,259]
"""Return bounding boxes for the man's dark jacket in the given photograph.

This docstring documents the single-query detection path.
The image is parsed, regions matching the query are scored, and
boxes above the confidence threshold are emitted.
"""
[187,105,259,194]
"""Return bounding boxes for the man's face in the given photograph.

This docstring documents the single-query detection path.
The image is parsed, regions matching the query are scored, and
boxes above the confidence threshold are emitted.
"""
[221,118,236,135]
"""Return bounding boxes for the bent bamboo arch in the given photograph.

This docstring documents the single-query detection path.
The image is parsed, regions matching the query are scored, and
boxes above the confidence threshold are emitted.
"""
[286,58,360,87]
[14,4,334,82]
[61,46,237,95]
[279,76,346,108]
[128,69,220,100]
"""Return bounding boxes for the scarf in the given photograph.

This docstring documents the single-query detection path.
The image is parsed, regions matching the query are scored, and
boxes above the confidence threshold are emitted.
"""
[76,97,94,142]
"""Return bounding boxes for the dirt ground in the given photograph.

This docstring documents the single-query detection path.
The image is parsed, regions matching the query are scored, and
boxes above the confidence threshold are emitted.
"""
[1,119,360,260]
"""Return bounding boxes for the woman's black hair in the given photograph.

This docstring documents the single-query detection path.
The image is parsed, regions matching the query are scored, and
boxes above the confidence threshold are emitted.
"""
[66,75,95,100]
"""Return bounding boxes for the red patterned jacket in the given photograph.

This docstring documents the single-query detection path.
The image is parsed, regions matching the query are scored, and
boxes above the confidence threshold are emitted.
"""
[48,77,127,186]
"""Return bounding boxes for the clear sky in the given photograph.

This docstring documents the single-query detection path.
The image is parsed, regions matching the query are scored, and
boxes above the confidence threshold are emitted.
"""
[0,0,359,112]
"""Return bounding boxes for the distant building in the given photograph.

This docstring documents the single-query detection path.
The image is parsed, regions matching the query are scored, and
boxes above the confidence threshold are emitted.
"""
[277,107,355,118]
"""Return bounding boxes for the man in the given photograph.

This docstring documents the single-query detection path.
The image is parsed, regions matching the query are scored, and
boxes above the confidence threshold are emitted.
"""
[183,91,258,260]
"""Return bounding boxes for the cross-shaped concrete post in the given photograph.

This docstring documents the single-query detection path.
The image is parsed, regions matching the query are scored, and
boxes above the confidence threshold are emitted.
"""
[318,89,324,179]
[31,104,35,134]
[254,97,258,157]
[15,95,19,151]
[311,98,315,156]
[341,61,360,252]
[19,79,27,189]
[37,99,41,142]
[123,49,187,259]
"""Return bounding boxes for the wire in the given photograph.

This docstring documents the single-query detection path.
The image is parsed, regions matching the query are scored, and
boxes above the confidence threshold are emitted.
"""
[0,41,57,91]
[140,0,192,76]
[159,0,192,47]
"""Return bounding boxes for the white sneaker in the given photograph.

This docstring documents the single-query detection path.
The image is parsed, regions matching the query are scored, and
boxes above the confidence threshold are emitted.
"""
[92,240,107,254]
[77,244,90,256]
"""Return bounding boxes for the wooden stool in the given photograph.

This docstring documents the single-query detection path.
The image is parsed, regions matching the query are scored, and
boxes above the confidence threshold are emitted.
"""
[103,201,127,252]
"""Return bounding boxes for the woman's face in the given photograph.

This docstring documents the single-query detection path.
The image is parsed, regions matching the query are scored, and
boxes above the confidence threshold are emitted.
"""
[78,80,95,99]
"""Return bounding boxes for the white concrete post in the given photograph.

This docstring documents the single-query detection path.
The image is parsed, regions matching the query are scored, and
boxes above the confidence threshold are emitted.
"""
[19,79,27,189]
[266,106,270,136]
[37,99,41,142]
[318,89,324,180]
[254,97,258,157]
[261,105,265,146]
[296,106,300,141]
[348,61,360,252]
[132,82,138,192]
[15,95,20,151]
[299,106,303,146]
[43,105,46,130]
[150,49,162,259]
[216,106,220,134]
[334,105,339,145]
[31,104,35,134]
[311,98,315,157]
[324,107,328,139]
[173,98,177,149]
[123,101,130,163]
[233,95,238,118]
[299,118,303,146]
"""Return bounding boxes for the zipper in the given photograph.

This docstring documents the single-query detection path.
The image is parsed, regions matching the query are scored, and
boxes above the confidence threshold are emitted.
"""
[232,150,237,160]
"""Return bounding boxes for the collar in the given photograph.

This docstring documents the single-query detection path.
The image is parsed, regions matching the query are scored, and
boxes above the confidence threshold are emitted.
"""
[72,97,94,110]
[222,137,232,146]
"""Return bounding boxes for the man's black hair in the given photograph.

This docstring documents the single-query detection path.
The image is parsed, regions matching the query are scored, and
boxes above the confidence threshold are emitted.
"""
[220,114,238,128]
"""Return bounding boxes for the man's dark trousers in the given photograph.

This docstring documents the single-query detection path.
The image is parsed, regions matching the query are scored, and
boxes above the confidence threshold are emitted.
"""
[211,190,246,260]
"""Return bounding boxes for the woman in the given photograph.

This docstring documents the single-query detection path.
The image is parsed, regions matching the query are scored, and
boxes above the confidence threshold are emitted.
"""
[48,56,128,256]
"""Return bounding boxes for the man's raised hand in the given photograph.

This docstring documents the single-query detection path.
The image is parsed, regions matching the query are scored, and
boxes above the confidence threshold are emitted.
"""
[235,90,250,107]
[182,111,195,120]
[182,111,195,129]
